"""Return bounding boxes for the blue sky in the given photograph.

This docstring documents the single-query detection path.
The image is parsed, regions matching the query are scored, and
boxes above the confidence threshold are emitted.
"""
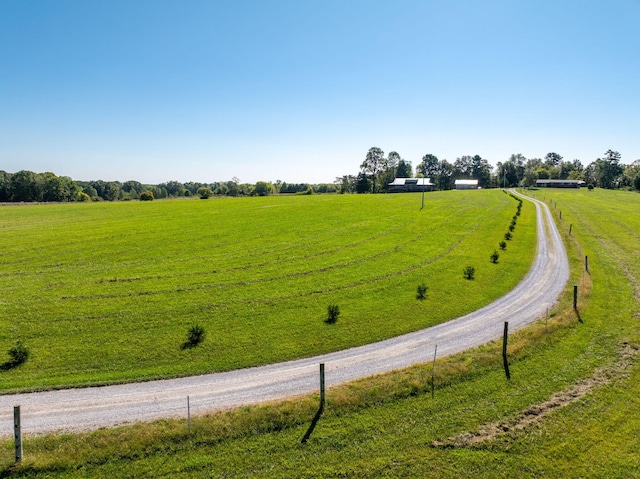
[2,0,639,184]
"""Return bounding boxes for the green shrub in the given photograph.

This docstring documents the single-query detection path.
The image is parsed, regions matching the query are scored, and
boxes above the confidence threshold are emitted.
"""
[504,231,512,240]
[139,191,154,201]
[182,325,206,349]
[197,187,213,199]
[463,265,475,280]
[416,283,428,300]
[326,304,340,324]
[490,250,499,264]
[499,241,507,250]
[7,340,29,367]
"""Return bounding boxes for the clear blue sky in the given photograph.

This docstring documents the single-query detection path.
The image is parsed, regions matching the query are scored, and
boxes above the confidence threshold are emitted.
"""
[2,0,639,184]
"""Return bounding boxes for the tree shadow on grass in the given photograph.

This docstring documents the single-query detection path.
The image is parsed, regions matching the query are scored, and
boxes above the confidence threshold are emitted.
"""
[0,359,24,371]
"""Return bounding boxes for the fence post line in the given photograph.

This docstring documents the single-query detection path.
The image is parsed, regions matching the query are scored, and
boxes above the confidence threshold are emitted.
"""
[14,405,22,464]
[502,322,511,380]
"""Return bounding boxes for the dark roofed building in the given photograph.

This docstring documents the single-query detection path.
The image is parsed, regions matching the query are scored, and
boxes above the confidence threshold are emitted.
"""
[389,178,434,192]
[536,179,584,188]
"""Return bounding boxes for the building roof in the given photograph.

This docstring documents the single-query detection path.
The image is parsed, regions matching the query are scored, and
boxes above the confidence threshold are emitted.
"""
[454,179,478,185]
[389,177,434,186]
[536,179,585,184]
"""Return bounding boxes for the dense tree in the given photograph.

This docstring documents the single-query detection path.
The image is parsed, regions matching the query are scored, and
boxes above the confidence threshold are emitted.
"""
[522,158,542,187]
[559,159,582,180]
[0,171,11,202]
[226,180,240,197]
[360,147,387,193]
[42,173,80,202]
[453,156,473,178]
[335,175,356,194]
[470,155,492,188]
[196,186,213,199]
[496,154,526,187]
[10,170,40,201]
[279,182,311,194]
[103,182,122,201]
[623,160,640,190]
[395,160,412,178]
[435,160,454,190]
[387,151,401,169]
[253,181,274,196]
[544,152,563,167]
[355,172,371,194]
[159,180,184,197]
[380,151,402,192]
[418,154,439,179]
[122,180,143,199]
[80,184,99,199]
[593,150,624,189]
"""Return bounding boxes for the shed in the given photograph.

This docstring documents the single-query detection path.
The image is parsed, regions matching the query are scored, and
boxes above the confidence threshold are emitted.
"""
[455,179,479,190]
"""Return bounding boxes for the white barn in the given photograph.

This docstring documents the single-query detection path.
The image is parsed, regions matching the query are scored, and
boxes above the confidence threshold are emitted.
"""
[455,179,479,190]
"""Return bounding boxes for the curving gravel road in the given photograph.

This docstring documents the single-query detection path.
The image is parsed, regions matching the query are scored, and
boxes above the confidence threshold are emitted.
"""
[1,192,569,436]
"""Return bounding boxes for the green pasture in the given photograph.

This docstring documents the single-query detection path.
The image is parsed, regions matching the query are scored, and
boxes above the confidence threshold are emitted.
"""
[0,190,534,392]
[1,188,639,477]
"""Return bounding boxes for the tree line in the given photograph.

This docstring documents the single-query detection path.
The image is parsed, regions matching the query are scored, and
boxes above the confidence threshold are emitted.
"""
[2,148,639,203]
[338,147,640,193]
[0,171,339,203]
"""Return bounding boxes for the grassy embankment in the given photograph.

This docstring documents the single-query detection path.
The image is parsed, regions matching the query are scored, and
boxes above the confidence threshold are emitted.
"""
[0,190,532,393]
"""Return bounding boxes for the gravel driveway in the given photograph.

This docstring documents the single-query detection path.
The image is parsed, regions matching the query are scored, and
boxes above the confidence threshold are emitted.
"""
[0,192,569,436]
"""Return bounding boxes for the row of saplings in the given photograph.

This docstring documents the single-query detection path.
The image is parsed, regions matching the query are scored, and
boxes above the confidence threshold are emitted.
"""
[325,192,524,324]
[461,191,522,282]
[3,197,526,356]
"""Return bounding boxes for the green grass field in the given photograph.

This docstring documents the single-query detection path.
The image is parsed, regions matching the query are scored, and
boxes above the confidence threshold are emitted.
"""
[1,190,535,392]
[2,187,638,478]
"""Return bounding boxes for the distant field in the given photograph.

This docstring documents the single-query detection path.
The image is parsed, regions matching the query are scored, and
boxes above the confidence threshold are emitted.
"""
[0,191,535,392]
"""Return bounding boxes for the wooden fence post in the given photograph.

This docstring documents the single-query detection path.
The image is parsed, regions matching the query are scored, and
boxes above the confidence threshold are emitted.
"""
[502,322,511,380]
[14,406,22,464]
[187,396,191,435]
[301,363,325,444]
[573,285,578,310]
[431,344,437,399]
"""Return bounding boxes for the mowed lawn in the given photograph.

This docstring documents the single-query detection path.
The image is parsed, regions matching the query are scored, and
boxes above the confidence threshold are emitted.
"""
[0,190,535,392]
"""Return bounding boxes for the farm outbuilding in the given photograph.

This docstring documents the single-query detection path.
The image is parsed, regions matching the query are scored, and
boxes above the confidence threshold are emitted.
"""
[536,179,584,188]
[388,178,434,192]
[455,179,479,190]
